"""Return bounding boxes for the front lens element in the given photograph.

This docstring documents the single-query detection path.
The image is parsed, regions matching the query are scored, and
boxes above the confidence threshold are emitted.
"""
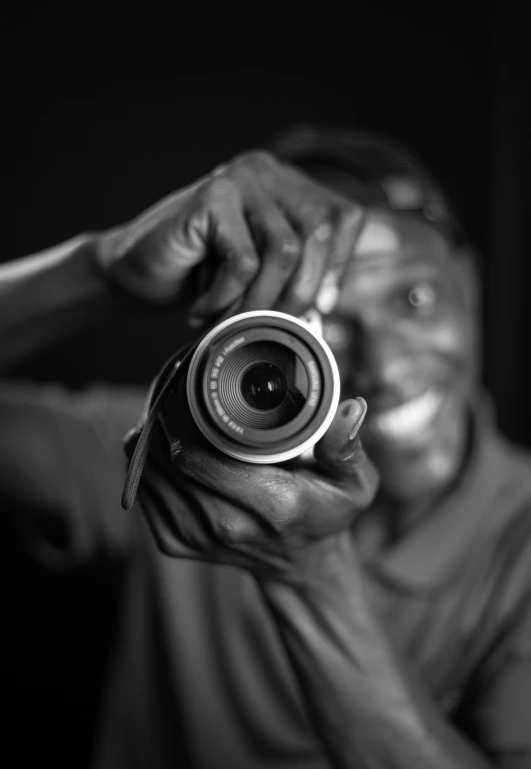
[186,310,340,462]
[241,363,288,410]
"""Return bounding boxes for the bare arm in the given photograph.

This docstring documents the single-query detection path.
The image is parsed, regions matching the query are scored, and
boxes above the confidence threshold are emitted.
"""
[258,534,496,769]
[0,234,116,372]
[0,153,364,374]
[0,380,144,569]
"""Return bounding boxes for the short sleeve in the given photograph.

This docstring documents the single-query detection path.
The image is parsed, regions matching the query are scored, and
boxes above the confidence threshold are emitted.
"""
[459,510,531,768]
[0,380,147,570]
[473,607,531,756]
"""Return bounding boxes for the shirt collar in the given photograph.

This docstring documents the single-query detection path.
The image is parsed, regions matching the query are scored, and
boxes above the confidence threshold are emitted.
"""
[366,395,531,593]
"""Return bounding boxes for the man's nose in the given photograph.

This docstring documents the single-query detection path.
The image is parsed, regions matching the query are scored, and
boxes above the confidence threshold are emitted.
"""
[348,321,412,395]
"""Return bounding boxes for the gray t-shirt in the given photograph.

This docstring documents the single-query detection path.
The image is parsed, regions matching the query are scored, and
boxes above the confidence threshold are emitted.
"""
[1,382,530,768]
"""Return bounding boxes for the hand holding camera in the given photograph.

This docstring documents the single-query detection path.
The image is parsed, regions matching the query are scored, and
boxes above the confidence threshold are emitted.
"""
[135,358,374,576]
[96,150,364,322]
[113,151,377,574]
[121,307,377,576]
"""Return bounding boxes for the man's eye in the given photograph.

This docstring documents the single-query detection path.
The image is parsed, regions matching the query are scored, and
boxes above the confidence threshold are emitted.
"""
[322,319,351,349]
[403,281,439,313]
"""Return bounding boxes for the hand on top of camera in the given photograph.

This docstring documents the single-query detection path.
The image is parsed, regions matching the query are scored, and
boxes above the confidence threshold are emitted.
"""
[96,150,364,323]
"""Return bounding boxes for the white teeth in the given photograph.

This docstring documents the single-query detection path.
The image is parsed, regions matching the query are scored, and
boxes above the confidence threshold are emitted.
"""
[370,388,443,441]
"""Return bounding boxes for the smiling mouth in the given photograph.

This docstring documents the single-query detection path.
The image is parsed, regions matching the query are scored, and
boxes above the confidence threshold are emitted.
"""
[366,387,445,444]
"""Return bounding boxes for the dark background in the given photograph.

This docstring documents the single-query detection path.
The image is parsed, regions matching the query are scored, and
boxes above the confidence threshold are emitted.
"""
[1,8,529,768]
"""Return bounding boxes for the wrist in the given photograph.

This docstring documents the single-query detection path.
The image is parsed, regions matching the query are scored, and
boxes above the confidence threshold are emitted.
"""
[95,224,182,304]
[258,530,364,592]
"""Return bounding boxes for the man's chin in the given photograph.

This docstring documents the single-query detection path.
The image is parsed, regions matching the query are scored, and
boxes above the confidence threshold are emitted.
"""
[369,445,460,505]
[369,445,468,509]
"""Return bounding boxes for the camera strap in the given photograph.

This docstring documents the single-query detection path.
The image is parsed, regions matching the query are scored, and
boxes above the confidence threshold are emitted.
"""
[121,294,250,510]
[121,340,195,510]
[121,305,324,511]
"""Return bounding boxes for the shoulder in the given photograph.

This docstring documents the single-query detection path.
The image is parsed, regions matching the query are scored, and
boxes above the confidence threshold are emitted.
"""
[452,426,531,644]
[471,432,531,642]
[0,378,147,435]
[478,423,531,541]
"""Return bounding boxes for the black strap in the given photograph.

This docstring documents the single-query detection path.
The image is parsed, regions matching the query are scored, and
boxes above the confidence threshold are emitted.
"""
[121,299,243,510]
[121,341,195,510]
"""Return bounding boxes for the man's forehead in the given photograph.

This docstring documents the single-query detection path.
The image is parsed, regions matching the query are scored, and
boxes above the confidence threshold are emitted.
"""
[323,209,451,311]
[353,208,449,264]
[314,209,452,314]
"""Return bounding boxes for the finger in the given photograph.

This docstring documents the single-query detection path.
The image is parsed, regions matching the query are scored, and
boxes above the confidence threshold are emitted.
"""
[162,471,302,572]
[172,438,294,522]
[174,475,282,553]
[274,222,333,316]
[314,397,378,500]
[173,443,359,549]
[266,162,366,316]
[277,203,365,317]
[237,191,303,312]
[272,188,334,316]
[141,453,267,570]
[314,397,368,476]
[314,206,365,315]
[186,178,261,325]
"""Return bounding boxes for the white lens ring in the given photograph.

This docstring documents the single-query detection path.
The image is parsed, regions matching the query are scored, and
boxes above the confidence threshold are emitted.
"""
[187,311,341,464]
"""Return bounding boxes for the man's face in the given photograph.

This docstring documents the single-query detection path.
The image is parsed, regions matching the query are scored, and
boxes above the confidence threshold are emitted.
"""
[321,208,479,505]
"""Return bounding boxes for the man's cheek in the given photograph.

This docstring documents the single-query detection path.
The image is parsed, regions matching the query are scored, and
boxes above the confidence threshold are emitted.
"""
[430,317,474,364]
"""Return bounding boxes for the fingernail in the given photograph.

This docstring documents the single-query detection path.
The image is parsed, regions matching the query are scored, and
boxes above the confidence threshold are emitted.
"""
[315,268,341,314]
[348,397,367,440]
[315,282,339,314]
[313,223,332,243]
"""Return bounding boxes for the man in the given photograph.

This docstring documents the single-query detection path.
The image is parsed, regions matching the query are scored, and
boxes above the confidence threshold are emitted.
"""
[1,127,530,768]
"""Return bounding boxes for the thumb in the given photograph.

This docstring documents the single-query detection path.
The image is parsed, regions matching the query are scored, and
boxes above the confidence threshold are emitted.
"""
[98,183,204,303]
[314,397,377,490]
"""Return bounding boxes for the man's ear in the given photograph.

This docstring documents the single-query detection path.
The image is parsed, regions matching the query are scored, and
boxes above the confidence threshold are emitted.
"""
[453,245,483,376]
[453,245,482,314]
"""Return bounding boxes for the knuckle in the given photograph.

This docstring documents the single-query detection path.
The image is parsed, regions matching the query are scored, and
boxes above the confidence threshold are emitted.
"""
[336,204,365,234]
[222,246,259,279]
[173,446,205,478]
[339,436,365,465]
[299,203,329,232]
[349,462,378,508]
[235,149,277,172]
[356,480,376,510]
[288,287,313,315]
[268,236,301,270]
[204,176,239,204]
[238,253,260,280]
[265,483,305,536]
[215,515,251,546]
[210,161,229,178]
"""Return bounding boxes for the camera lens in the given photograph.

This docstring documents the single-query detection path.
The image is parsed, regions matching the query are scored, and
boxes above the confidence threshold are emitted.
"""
[186,311,340,464]
[225,342,308,429]
[241,363,287,410]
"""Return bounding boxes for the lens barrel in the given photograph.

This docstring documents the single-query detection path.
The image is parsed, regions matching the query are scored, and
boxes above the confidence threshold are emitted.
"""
[186,311,340,463]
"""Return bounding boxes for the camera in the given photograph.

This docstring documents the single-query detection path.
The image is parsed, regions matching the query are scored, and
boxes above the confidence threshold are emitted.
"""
[186,310,340,463]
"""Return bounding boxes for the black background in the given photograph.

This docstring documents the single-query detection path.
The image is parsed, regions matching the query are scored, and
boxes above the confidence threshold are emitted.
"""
[1,7,529,768]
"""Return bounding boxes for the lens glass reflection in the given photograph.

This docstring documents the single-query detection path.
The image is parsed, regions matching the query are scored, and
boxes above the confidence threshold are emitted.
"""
[241,363,288,410]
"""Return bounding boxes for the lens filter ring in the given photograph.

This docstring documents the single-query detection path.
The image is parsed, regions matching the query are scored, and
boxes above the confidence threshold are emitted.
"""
[187,311,340,463]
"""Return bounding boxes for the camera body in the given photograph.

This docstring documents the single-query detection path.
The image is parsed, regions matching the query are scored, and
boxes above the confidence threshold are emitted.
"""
[186,310,340,463]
